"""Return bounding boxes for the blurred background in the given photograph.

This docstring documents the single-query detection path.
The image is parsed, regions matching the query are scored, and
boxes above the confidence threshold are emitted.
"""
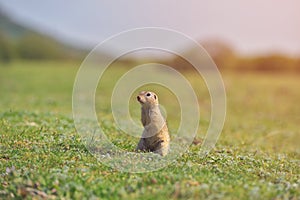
[0,1,299,153]
[0,0,299,71]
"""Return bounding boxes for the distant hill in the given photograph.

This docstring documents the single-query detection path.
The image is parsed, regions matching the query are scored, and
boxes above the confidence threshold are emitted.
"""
[0,7,89,62]
[0,8,35,38]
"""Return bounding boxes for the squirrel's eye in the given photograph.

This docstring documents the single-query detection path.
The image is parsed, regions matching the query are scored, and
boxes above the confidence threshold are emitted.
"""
[146,93,151,97]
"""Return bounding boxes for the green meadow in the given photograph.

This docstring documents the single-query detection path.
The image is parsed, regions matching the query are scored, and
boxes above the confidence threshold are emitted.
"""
[0,61,299,199]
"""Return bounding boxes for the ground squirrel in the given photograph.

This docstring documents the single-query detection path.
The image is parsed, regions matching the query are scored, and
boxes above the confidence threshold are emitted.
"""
[136,91,170,156]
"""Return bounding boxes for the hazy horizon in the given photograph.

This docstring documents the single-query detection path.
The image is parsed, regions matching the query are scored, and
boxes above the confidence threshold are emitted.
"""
[1,0,299,56]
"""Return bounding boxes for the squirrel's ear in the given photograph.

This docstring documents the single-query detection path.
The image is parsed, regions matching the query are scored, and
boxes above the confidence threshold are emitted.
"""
[154,95,157,99]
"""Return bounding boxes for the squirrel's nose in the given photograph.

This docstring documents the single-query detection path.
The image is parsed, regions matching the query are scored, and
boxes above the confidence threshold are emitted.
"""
[137,96,141,101]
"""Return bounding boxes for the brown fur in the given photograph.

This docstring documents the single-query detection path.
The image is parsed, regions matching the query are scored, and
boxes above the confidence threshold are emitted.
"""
[136,91,170,156]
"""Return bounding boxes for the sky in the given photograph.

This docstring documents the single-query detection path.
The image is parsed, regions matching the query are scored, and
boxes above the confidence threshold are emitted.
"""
[0,0,299,56]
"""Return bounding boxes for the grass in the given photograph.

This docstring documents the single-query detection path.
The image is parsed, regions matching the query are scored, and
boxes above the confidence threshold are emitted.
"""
[0,61,299,199]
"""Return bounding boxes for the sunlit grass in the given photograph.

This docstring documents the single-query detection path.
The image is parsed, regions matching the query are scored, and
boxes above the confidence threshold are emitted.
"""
[0,61,299,199]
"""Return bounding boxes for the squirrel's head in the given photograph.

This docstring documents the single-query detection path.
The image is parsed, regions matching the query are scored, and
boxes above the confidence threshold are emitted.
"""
[137,91,159,106]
